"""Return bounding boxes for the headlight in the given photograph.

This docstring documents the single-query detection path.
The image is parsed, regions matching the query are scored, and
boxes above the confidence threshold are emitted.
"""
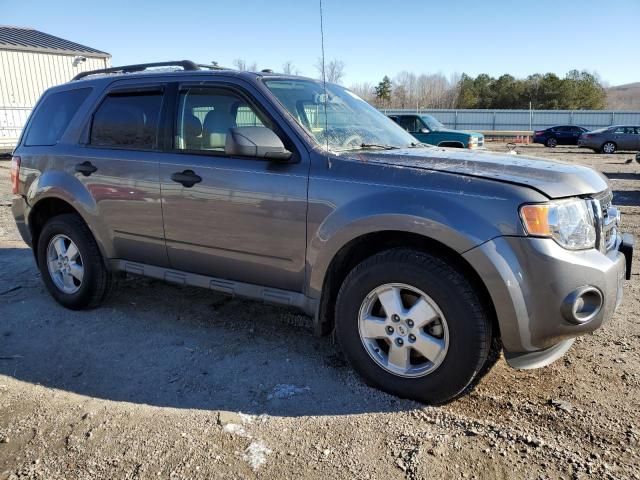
[520,198,596,250]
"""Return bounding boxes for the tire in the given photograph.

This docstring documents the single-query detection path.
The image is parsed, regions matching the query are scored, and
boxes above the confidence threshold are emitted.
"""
[601,141,616,154]
[335,248,492,404]
[36,213,112,309]
[545,137,557,148]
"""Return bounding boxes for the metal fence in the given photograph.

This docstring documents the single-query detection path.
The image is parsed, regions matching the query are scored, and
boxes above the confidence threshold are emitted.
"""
[384,109,640,132]
[0,106,30,148]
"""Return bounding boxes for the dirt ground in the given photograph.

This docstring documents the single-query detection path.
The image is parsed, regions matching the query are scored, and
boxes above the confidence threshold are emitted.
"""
[1,144,639,480]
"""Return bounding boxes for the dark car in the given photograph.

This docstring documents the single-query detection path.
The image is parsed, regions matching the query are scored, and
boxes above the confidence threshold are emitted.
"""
[578,125,640,154]
[533,125,589,148]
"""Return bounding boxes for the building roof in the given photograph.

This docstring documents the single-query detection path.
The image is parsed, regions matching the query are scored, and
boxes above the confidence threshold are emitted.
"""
[0,25,110,58]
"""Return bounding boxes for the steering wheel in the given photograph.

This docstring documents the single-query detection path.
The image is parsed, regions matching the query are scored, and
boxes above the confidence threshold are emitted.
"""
[342,134,363,149]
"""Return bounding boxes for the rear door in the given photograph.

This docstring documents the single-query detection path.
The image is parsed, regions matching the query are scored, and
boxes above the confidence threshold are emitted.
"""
[612,126,635,150]
[158,81,308,292]
[75,83,168,266]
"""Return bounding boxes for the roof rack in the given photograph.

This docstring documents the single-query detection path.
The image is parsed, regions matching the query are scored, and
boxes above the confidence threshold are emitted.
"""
[71,60,227,81]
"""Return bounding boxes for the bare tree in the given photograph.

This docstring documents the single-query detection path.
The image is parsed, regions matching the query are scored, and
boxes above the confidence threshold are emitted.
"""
[315,58,346,84]
[233,59,258,71]
[348,82,375,102]
[282,61,300,76]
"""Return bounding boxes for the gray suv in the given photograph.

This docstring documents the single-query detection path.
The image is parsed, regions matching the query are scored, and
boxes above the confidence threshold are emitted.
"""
[10,61,634,404]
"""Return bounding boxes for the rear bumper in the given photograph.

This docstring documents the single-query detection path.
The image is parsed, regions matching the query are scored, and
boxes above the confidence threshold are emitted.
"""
[11,195,31,246]
[463,235,631,369]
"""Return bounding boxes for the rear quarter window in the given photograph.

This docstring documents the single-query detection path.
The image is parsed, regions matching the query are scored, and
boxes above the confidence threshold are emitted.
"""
[24,88,92,146]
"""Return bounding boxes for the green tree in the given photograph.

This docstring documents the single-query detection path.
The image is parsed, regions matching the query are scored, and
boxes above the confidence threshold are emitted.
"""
[374,76,393,107]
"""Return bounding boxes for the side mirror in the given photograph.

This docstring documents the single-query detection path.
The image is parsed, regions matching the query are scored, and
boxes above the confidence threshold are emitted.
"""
[225,126,292,161]
[420,127,430,134]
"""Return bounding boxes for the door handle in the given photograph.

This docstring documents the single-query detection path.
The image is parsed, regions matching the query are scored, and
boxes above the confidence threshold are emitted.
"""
[171,170,202,188]
[75,161,97,176]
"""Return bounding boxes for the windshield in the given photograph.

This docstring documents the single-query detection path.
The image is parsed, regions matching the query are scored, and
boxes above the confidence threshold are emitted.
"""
[264,79,419,151]
[420,115,445,131]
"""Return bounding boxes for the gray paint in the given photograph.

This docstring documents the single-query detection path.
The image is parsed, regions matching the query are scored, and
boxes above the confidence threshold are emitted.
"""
[11,69,631,370]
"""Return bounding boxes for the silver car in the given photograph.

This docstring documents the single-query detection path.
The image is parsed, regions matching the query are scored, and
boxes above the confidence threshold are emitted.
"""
[578,125,640,153]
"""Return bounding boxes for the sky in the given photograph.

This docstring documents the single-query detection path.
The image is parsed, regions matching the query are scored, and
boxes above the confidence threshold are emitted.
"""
[3,0,639,87]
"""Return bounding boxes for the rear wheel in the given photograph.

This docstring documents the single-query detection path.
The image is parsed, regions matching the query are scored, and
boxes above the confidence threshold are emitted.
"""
[335,248,492,404]
[601,142,616,154]
[37,214,112,309]
[545,137,557,148]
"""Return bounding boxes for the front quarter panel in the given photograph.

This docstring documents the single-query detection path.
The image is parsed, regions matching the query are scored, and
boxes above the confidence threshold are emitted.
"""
[306,154,548,297]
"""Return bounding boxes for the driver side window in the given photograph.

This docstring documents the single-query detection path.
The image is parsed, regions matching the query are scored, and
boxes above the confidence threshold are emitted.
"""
[398,116,422,133]
[175,87,270,152]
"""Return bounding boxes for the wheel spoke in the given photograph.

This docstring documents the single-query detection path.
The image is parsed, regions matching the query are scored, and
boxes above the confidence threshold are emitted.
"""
[377,286,404,317]
[387,344,410,371]
[407,297,438,328]
[412,332,445,363]
[360,316,388,339]
[69,263,84,282]
[66,243,79,261]
[48,260,60,273]
[53,237,67,256]
[62,272,75,290]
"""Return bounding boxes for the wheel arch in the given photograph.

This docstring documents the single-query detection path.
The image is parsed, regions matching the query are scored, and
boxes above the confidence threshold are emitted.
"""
[313,230,499,341]
[437,141,465,148]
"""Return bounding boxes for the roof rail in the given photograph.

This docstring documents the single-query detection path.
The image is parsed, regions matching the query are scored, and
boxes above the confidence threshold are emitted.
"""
[71,60,225,81]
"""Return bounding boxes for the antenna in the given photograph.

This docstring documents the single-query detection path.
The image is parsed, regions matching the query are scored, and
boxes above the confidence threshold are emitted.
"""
[319,0,331,167]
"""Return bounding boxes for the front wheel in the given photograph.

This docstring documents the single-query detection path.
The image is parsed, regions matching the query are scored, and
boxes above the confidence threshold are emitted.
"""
[37,213,112,309]
[335,249,492,404]
[601,142,616,154]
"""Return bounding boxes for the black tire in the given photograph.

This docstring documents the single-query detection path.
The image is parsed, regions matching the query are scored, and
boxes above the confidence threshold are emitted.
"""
[601,141,616,154]
[36,213,112,309]
[335,248,492,404]
[545,137,557,148]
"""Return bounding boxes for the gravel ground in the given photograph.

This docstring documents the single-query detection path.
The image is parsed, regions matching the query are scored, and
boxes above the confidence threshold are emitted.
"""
[1,144,639,480]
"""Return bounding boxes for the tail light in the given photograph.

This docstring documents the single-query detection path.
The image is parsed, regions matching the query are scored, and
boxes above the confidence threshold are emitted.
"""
[583,134,593,139]
[534,131,544,136]
[11,156,21,194]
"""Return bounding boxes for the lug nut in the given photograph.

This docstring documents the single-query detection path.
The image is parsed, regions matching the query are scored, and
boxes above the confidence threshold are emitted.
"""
[396,338,404,346]
[406,319,414,327]
[392,314,400,322]
[386,326,394,334]
[408,334,416,342]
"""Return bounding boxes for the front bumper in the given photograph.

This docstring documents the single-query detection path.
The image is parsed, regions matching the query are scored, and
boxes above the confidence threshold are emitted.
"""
[463,234,632,368]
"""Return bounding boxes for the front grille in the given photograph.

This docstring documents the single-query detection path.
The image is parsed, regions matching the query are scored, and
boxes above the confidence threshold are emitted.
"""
[592,190,618,253]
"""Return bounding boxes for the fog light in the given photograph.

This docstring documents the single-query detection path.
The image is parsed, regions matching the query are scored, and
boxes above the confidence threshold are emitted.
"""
[561,287,603,324]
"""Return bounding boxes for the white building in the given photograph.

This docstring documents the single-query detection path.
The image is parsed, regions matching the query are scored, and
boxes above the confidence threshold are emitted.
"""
[0,26,111,148]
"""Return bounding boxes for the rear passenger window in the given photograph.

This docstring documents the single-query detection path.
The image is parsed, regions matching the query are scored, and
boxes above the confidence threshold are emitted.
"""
[25,88,91,146]
[90,91,163,149]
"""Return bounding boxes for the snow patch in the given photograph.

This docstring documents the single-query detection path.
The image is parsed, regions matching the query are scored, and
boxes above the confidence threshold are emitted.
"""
[267,384,310,400]
[243,440,271,470]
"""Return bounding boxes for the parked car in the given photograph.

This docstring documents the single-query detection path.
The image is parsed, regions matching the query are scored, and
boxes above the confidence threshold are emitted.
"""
[388,113,484,149]
[533,125,589,147]
[11,61,633,404]
[578,125,640,153]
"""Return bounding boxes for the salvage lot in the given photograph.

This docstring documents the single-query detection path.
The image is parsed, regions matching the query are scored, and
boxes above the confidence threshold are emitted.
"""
[0,144,639,479]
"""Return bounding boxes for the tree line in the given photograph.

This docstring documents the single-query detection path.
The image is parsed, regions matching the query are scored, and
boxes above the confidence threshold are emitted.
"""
[229,58,607,110]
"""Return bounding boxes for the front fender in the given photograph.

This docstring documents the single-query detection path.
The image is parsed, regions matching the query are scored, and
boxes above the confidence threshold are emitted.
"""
[305,183,525,298]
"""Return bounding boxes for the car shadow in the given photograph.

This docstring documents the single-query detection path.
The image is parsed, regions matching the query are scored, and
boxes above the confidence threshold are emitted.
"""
[0,246,418,417]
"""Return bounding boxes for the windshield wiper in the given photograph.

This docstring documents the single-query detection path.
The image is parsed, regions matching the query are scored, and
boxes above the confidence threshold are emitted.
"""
[357,143,400,150]
[409,142,430,148]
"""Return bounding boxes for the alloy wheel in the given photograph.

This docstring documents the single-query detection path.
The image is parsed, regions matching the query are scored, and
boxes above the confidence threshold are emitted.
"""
[46,234,84,294]
[357,283,449,378]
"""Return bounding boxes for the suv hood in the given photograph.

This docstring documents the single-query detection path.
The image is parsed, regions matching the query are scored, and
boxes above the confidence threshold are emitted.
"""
[434,127,483,138]
[349,147,608,198]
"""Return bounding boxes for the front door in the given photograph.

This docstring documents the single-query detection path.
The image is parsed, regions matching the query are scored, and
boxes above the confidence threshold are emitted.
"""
[159,84,308,292]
